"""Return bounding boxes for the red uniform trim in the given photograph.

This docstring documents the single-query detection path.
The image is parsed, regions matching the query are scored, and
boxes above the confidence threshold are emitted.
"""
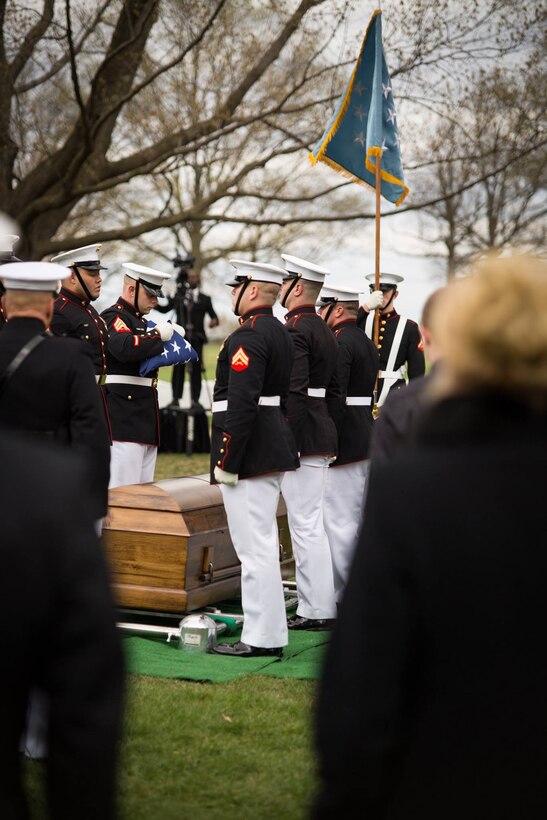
[220,432,232,470]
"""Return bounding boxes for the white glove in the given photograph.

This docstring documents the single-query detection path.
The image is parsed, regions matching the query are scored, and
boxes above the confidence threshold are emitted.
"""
[155,322,174,341]
[214,466,239,486]
[362,290,384,311]
[171,322,186,338]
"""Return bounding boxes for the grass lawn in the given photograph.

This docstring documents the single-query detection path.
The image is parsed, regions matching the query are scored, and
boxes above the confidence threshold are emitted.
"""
[25,424,322,820]
[158,338,222,390]
[117,676,318,820]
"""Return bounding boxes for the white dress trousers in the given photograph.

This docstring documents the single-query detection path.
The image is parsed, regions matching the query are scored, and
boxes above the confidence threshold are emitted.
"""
[221,473,288,648]
[109,441,157,488]
[324,459,370,604]
[281,456,336,620]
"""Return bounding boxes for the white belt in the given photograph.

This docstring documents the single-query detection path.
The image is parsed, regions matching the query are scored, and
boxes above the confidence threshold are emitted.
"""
[105,375,156,387]
[346,396,372,405]
[379,368,405,380]
[307,387,326,398]
[212,395,281,413]
[95,374,107,385]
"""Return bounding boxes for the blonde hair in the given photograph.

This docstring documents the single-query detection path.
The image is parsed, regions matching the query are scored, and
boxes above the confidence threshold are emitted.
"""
[431,253,547,404]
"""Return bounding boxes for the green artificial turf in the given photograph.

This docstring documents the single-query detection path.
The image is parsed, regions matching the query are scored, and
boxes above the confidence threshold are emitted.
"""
[123,629,330,683]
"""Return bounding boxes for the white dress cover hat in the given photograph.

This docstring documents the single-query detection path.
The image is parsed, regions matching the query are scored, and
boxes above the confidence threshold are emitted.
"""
[122,262,171,295]
[0,261,68,291]
[51,244,107,271]
[226,259,286,287]
[281,253,331,283]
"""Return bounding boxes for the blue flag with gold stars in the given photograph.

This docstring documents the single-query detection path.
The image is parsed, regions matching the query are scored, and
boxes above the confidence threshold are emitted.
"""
[309,9,408,206]
[139,321,198,376]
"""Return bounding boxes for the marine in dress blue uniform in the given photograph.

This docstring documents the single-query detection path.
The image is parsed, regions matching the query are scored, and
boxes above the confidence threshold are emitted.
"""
[317,282,379,604]
[357,272,425,408]
[50,244,109,380]
[50,244,111,439]
[279,254,341,630]
[101,263,176,488]
[211,259,298,658]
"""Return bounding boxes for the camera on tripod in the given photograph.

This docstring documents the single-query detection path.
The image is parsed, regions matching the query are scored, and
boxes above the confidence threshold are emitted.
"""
[172,253,195,287]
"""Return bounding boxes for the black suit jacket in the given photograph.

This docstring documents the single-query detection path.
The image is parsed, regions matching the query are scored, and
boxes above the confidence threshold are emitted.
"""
[0,432,124,820]
[0,317,110,518]
[369,372,428,460]
[157,286,218,342]
[314,393,547,819]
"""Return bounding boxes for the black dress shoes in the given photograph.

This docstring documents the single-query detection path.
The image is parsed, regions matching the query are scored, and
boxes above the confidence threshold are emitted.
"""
[211,641,283,658]
[287,616,335,631]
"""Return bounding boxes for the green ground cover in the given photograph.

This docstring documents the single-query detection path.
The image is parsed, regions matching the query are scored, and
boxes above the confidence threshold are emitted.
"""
[158,339,222,387]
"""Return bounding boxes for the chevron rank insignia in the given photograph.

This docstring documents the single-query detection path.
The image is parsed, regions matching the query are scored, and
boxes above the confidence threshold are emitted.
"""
[231,346,250,371]
[113,317,131,333]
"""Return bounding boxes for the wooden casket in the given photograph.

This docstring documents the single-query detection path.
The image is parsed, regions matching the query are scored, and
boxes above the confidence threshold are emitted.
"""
[101,474,294,614]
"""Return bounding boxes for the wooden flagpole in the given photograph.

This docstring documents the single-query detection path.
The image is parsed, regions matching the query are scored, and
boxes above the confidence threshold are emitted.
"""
[372,153,381,417]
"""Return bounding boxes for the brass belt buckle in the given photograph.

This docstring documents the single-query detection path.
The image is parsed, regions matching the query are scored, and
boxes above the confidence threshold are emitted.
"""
[152,377,158,389]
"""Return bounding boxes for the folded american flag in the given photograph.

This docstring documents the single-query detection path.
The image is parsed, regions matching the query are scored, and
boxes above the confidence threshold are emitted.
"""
[139,321,199,376]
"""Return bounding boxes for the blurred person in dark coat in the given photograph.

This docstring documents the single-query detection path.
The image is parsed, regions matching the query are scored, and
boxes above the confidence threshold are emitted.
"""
[0,430,125,820]
[313,253,547,819]
[0,262,110,522]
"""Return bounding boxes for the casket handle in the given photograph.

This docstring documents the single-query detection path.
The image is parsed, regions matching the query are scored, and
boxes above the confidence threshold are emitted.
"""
[200,546,241,584]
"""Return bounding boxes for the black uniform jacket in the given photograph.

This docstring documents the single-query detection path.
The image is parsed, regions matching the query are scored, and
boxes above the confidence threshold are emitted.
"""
[157,287,218,343]
[210,306,299,481]
[357,307,425,392]
[101,297,165,445]
[51,286,112,439]
[0,317,110,519]
[314,393,547,819]
[284,305,340,457]
[51,287,108,376]
[327,320,379,465]
[0,431,125,820]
